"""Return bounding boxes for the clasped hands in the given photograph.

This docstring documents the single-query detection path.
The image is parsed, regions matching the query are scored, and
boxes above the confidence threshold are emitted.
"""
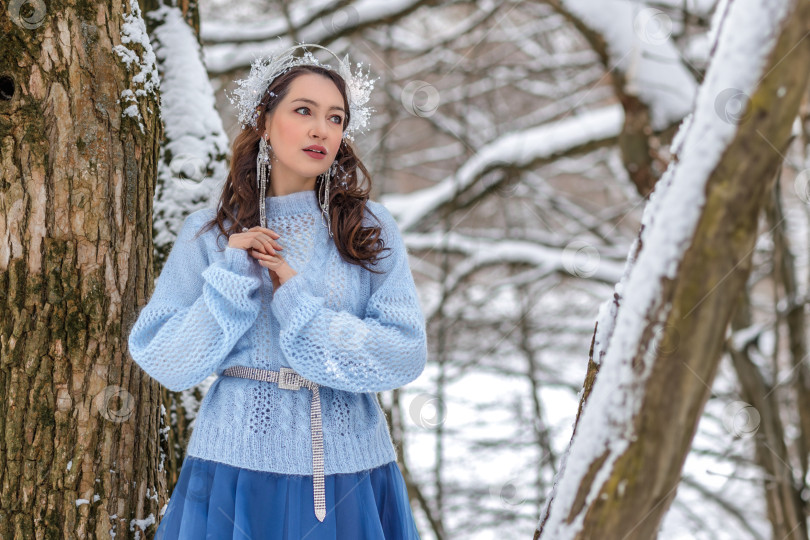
[228,226,297,289]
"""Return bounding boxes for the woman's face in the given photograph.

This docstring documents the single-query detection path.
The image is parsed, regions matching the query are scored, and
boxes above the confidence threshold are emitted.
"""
[262,72,346,185]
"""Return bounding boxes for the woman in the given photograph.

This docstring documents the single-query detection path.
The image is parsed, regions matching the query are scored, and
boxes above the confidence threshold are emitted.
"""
[127,43,427,539]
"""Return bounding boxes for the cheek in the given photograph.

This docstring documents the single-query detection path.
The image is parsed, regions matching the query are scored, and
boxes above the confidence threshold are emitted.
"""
[274,114,302,140]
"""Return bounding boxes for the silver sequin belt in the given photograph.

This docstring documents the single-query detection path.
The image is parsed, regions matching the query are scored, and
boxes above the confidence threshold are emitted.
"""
[220,365,326,522]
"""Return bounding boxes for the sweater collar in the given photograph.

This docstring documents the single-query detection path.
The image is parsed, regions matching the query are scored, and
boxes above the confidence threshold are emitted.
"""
[265,188,321,217]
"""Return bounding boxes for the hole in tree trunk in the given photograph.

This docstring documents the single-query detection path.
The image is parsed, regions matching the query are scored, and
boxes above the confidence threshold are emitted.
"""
[0,76,14,101]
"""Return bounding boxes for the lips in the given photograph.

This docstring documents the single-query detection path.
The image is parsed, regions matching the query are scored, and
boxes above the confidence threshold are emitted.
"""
[303,145,327,159]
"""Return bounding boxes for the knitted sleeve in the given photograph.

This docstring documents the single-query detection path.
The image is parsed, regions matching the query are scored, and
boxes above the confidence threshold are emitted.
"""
[270,204,427,393]
[127,211,263,391]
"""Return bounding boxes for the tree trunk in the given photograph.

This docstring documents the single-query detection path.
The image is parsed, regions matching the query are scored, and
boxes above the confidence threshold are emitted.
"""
[0,0,162,537]
[536,1,810,538]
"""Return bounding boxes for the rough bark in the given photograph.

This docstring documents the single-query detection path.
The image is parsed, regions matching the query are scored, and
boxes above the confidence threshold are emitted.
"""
[0,0,162,537]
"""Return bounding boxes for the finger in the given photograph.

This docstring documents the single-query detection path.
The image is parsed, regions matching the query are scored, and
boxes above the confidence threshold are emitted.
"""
[258,258,281,270]
[252,237,275,255]
[258,251,285,265]
[247,228,282,250]
[254,232,277,254]
[262,235,279,253]
[247,227,279,244]
[258,227,281,239]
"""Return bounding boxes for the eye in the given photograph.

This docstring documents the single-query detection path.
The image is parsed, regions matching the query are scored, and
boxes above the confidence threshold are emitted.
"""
[295,106,343,125]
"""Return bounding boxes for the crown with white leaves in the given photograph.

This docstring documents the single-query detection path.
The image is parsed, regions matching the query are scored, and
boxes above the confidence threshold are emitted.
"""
[226,42,377,142]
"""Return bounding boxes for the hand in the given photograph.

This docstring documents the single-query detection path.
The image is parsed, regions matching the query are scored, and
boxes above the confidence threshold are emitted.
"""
[250,250,297,289]
[228,226,283,255]
[229,227,296,288]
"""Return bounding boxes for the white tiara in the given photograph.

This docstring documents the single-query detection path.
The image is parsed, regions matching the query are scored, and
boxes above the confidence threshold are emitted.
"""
[226,42,377,142]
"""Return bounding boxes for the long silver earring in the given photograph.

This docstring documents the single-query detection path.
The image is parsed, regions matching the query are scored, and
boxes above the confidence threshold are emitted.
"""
[257,135,271,228]
[318,159,338,238]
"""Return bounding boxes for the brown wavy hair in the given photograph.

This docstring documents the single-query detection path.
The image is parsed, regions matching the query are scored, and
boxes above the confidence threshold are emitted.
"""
[198,64,389,273]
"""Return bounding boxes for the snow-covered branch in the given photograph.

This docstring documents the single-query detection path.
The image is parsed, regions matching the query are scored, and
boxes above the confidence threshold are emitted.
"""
[537,0,808,536]
[381,106,624,232]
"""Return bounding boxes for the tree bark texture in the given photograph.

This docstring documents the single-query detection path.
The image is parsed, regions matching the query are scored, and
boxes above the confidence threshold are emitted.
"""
[0,0,163,536]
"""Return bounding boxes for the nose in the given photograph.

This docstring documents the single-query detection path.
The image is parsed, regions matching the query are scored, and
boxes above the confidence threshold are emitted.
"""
[310,118,330,140]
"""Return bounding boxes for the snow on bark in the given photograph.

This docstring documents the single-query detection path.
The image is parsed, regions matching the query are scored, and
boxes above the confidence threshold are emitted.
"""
[560,0,697,131]
[144,4,230,260]
[114,0,161,134]
[538,0,794,537]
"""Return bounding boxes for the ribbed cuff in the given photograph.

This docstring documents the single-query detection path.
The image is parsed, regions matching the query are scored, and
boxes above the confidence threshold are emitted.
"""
[224,246,253,275]
[271,272,308,321]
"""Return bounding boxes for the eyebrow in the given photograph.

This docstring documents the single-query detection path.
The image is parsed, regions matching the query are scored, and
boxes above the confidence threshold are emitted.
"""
[291,98,345,114]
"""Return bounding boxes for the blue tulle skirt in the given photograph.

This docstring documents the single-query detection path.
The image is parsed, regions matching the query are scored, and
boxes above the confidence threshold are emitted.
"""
[155,455,421,539]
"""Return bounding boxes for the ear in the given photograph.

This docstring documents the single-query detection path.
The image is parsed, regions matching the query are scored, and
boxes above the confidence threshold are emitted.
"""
[259,111,271,141]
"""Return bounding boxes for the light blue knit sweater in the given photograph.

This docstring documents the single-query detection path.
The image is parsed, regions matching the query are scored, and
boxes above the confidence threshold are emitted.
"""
[127,189,428,475]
